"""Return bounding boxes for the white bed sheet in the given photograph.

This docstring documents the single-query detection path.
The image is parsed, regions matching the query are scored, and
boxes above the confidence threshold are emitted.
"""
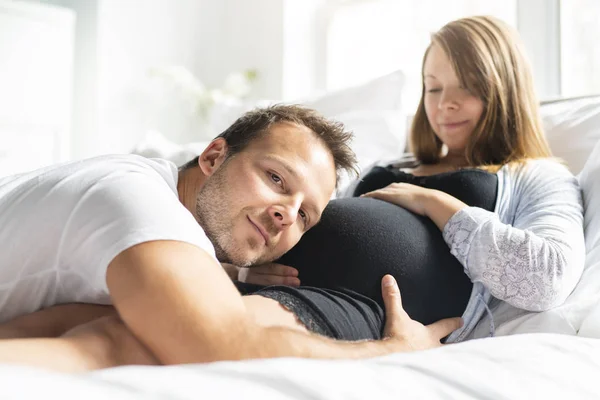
[1,333,599,399]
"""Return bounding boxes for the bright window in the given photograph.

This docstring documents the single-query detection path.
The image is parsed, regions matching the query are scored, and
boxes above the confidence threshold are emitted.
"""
[326,0,518,113]
[560,0,600,97]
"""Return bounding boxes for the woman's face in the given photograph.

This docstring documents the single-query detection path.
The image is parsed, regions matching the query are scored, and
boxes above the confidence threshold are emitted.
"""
[423,44,484,156]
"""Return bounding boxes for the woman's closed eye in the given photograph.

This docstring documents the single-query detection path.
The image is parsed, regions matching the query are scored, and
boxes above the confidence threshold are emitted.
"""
[426,87,442,93]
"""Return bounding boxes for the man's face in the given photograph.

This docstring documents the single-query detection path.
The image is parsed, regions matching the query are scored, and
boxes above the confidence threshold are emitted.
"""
[195,122,336,267]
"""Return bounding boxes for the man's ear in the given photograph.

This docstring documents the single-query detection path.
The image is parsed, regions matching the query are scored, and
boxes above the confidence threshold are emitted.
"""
[198,138,228,176]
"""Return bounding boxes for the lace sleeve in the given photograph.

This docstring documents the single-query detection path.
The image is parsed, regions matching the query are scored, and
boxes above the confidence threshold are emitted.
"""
[442,161,585,311]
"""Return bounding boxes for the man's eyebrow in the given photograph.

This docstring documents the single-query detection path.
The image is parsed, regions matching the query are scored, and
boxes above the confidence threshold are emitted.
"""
[263,155,300,180]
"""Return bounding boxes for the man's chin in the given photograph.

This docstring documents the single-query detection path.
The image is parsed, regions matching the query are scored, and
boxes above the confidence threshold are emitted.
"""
[219,249,259,268]
[217,240,277,267]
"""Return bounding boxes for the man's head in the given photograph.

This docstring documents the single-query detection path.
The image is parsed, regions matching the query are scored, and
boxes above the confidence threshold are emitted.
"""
[179,104,357,267]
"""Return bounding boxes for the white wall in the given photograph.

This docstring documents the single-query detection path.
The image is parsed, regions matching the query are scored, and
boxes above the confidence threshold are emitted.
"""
[29,0,291,159]
[95,0,286,158]
[0,0,74,175]
[18,0,597,162]
[95,0,209,156]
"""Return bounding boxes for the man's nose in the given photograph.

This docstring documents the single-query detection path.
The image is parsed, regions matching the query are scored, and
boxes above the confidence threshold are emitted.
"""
[269,201,300,229]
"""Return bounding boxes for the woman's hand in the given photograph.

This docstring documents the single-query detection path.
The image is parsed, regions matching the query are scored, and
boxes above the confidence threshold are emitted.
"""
[361,183,468,230]
[238,263,301,287]
[361,182,434,216]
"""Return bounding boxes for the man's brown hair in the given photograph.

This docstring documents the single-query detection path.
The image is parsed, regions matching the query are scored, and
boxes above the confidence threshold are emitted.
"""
[181,104,358,186]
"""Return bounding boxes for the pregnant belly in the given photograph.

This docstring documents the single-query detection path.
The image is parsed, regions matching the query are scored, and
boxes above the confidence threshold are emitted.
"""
[277,197,473,325]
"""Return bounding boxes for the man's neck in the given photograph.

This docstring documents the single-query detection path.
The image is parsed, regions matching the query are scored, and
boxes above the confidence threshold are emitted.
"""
[177,168,204,212]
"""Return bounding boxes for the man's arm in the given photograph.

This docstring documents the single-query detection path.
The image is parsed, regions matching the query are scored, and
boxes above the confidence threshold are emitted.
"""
[0,304,114,339]
[107,241,461,364]
[221,262,240,281]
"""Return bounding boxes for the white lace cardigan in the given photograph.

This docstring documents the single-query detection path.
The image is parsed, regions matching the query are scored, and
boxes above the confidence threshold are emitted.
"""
[343,158,586,342]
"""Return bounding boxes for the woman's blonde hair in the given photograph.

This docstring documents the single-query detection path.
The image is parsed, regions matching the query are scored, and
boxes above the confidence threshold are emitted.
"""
[410,16,552,168]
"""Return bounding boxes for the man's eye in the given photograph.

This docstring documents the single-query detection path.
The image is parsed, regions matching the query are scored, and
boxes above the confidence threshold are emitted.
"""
[270,172,283,185]
[299,209,307,222]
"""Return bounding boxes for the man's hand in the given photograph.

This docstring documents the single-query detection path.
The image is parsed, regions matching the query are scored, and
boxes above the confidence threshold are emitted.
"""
[380,274,462,351]
[238,263,300,286]
[221,263,240,281]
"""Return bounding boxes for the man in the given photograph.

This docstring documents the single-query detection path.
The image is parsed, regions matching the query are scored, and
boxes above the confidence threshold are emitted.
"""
[0,105,460,371]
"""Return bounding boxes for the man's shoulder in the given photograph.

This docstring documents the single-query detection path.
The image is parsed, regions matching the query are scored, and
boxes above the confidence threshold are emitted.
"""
[0,154,181,210]
[64,154,180,193]
[81,154,177,176]
[3,154,178,184]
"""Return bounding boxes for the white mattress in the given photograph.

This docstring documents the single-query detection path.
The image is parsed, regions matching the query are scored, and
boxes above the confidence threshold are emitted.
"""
[1,333,599,399]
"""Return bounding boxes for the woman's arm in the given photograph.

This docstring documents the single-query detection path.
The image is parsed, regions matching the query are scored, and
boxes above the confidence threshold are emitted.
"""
[441,160,585,311]
[362,159,585,312]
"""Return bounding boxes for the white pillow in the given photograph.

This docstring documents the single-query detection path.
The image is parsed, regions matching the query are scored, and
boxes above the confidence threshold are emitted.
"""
[541,96,600,175]
[302,70,405,116]
[304,71,407,180]
[207,70,406,135]
[131,130,209,167]
[579,139,600,255]
[337,110,406,168]
[332,109,406,194]
[566,139,600,337]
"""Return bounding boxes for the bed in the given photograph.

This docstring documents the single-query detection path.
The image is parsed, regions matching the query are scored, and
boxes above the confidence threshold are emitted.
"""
[2,333,600,399]
[5,77,600,398]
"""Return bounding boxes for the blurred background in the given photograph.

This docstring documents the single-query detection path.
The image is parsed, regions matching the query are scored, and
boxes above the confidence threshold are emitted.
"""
[1,0,599,176]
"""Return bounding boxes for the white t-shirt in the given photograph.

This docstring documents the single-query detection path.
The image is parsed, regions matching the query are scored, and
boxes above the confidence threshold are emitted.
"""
[0,154,215,322]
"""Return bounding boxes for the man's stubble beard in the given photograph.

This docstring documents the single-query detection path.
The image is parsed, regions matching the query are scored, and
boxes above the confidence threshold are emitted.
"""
[195,169,244,266]
[194,167,276,268]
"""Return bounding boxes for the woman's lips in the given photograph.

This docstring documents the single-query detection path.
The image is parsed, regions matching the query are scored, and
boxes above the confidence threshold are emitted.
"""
[440,120,469,130]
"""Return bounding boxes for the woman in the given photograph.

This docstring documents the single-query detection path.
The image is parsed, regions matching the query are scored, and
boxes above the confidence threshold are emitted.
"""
[246,15,585,342]
[357,15,585,342]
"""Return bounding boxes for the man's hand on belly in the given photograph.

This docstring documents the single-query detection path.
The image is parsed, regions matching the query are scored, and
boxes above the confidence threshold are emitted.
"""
[380,274,463,351]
